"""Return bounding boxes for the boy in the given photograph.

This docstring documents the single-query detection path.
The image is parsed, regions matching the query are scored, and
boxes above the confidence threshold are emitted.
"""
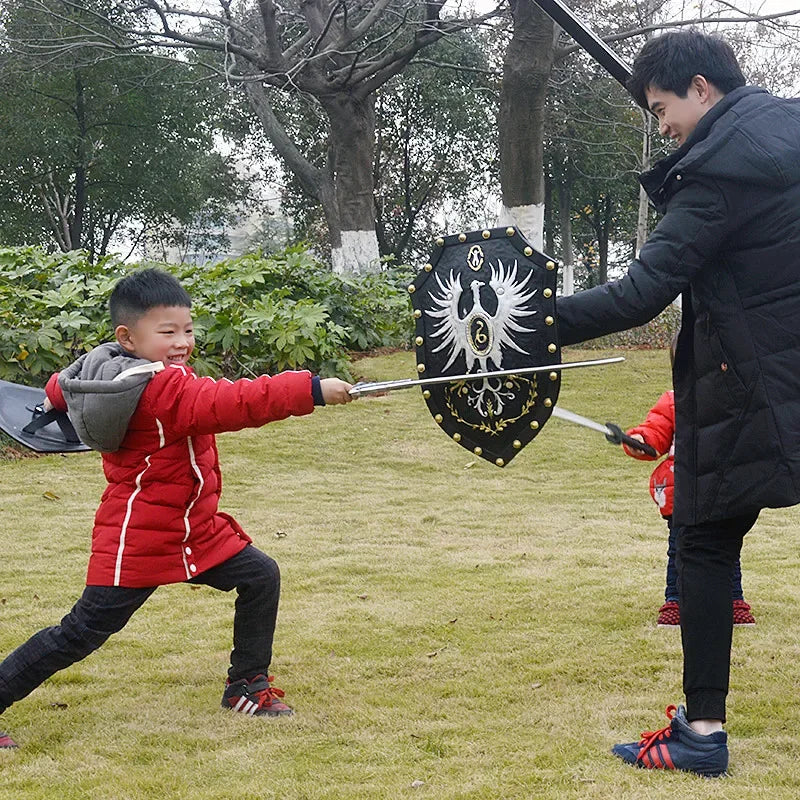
[0,268,353,748]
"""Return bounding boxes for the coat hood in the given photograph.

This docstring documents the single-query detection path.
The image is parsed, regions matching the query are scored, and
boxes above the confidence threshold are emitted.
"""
[641,87,800,207]
[58,342,164,452]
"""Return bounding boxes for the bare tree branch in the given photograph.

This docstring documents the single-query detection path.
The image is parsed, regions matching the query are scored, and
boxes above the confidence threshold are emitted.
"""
[556,9,800,61]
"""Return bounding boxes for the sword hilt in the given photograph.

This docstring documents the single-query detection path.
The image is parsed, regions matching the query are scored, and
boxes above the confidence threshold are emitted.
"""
[605,423,658,457]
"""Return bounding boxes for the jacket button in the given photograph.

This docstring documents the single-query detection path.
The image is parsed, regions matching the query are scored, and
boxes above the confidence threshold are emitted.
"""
[189,564,197,573]
[185,546,192,555]
[721,362,728,371]
[675,174,682,180]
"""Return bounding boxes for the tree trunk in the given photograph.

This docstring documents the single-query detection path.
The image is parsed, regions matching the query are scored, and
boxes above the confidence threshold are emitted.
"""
[319,93,380,273]
[497,0,556,250]
[71,69,88,252]
[543,170,554,254]
[636,110,652,256]
[36,174,71,252]
[597,194,610,285]
[557,162,574,296]
[244,80,380,273]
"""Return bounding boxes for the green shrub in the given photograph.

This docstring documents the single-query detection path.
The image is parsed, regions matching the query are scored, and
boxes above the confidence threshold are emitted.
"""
[176,247,415,379]
[0,245,414,384]
[0,247,123,384]
[0,244,680,387]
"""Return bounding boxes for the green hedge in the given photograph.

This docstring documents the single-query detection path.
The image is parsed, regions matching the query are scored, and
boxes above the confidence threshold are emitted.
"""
[0,245,681,388]
[0,245,415,384]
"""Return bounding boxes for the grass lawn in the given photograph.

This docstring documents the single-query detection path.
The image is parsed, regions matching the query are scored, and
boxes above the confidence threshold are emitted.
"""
[1,347,800,799]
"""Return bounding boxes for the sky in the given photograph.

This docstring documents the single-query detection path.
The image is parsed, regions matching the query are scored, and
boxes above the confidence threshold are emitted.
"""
[466,0,800,27]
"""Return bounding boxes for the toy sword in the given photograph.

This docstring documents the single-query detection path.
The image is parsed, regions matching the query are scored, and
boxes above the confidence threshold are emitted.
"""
[552,406,657,456]
[348,355,624,397]
[532,0,631,88]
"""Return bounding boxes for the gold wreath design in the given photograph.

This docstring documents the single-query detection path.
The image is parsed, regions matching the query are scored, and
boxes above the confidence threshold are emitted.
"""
[444,376,540,436]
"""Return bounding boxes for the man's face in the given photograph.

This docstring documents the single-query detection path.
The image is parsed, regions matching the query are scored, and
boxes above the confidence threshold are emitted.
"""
[645,76,720,146]
[116,305,195,367]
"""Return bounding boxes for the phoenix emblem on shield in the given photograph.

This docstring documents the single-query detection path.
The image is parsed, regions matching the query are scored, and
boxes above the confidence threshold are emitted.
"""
[426,258,538,418]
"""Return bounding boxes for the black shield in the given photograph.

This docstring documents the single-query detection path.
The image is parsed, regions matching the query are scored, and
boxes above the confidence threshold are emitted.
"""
[409,227,560,466]
[0,379,90,453]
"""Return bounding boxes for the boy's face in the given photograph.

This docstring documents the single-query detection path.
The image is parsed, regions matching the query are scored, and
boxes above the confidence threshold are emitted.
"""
[645,75,722,146]
[116,305,195,367]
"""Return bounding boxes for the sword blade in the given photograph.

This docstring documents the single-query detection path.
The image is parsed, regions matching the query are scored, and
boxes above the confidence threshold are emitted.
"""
[551,406,611,435]
[532,0,632,88]
[552,406,658,456]
[348,356,624,397]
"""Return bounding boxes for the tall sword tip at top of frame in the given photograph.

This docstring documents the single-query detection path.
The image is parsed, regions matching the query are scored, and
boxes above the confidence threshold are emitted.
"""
[531,0,632,88]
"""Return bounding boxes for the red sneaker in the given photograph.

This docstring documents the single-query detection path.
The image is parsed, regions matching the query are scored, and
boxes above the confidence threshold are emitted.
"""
[221,674,293,716]
[657,600,680,627]
[733,599,756,626]
[0,730,18,748]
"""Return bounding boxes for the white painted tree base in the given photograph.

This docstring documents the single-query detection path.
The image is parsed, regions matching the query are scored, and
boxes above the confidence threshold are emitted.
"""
[331,230,381,274]
[496,203,545,250]
[562,263,575,296]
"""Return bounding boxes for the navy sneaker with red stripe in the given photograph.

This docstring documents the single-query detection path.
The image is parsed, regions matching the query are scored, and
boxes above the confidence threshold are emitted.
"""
[0,730,18,748]
[221,674,293,717]
[612,705,728,777]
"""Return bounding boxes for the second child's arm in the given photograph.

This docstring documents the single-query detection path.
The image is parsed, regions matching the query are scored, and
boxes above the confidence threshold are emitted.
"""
[622,390,674,460]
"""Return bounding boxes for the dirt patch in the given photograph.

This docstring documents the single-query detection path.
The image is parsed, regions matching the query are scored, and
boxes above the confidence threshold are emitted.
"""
[0,432,41,461]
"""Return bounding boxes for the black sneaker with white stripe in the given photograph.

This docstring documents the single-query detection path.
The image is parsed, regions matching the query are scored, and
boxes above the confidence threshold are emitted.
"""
[221,674,293,717]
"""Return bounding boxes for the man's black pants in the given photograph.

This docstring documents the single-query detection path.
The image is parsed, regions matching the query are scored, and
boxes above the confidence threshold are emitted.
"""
[0,544,280,713]
[676,511,759,722]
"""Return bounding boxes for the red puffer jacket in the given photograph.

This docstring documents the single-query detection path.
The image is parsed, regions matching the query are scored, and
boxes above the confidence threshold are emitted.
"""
[47,363,314,587]
[623,390,675,518]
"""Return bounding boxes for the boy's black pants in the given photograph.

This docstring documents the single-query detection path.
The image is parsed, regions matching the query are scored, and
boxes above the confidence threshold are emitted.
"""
[676,511,759,722]
[0,544,279,713]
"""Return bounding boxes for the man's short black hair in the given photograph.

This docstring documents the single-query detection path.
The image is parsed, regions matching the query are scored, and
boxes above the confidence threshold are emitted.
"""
[627,30,746,109]
[109,268,192,327]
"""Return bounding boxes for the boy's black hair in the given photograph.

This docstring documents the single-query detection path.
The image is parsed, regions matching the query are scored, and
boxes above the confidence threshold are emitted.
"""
[109,268,192,328]
[627,30,746,110]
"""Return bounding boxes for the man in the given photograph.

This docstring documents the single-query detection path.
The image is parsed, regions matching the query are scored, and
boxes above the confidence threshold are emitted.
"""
[556,30,800,776]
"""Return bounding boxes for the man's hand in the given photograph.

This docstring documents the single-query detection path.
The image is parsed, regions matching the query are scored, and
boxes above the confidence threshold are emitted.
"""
[320,378,354,405]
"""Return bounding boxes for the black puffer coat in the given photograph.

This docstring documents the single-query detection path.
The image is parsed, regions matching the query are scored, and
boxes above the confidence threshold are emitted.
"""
[557,86,800,526]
